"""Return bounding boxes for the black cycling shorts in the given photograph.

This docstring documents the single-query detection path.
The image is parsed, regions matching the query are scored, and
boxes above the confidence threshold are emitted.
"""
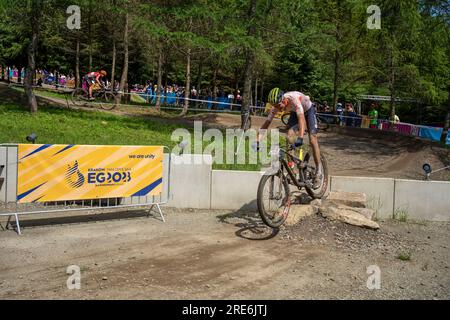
[286,106,318,135]
[83,75,96,86]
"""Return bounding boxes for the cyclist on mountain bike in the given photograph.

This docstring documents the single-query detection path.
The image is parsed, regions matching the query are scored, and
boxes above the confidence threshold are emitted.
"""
[254,88,324,188]
[84,70,107,100]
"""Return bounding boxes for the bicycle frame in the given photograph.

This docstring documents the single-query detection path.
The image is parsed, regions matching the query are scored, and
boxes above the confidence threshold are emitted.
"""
[274,145,314,190]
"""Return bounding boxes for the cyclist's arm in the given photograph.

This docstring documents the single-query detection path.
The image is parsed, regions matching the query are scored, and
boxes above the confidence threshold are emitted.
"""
[297,111,306,139]
[257,107,276,142]
[292,98,306,139]
[95,75,104,87]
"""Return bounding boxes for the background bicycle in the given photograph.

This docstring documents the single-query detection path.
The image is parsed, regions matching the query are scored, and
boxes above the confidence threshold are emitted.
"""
[281,112,330,131]
[71,83,117,110]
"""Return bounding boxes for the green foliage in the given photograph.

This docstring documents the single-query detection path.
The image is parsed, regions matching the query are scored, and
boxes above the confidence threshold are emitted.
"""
[0,0,448,124]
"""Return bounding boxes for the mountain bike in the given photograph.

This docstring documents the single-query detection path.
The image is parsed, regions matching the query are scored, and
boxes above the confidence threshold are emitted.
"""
[71,84,117,110]
[256,142,328,228]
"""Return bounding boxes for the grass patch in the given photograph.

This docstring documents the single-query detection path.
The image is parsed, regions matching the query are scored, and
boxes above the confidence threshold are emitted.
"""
[367,195,383,221]
[397,251,412,261]
[0,102,184,147]
[28,86,240,117]
[393,207,409,222]
[0,100,267,171]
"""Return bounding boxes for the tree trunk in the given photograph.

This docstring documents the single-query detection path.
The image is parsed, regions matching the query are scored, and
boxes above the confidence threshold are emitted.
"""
[55,70,59,88]
[17,66,22,84]
[388,47,396,120]
[117,13,129,104]
[332,1,342,113]
[260,77,264,107]
[196,59,203,93]
[332,49,340,112]
[241,50,254,129]
[155,46,163,110]
[24,1,40,113]
[212,67,218,100]
[440,85,450,143]
[163,67,168,89]
[254,76,258,111]
[88,0,93,72]
[75,33,80,88]
[111,37,116,91]
[181,47,191,116]
[110,0,117,91]
[241,0,257,129]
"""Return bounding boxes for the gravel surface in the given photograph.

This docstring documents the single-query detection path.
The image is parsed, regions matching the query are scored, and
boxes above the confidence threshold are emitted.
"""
[0,208,448,300]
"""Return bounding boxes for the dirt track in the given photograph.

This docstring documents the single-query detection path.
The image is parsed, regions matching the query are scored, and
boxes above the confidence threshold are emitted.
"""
[189,113,449,181]
[0,209,448,300]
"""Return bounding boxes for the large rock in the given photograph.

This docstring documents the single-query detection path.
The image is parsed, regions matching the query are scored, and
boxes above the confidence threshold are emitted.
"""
[285,205,318,226]
[335,204,375,220]
[327,191,367,208]
[319,204,379,230]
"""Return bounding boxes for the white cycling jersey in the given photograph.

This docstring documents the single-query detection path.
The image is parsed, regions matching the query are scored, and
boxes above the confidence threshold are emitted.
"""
[267,91,312,122]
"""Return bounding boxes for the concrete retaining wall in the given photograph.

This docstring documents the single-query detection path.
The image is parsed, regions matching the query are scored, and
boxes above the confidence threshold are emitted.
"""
[1,148,449,221]
[166,154,212,209]
[330,176,395,219]
[211,170,263,210]
[394,179,450,221]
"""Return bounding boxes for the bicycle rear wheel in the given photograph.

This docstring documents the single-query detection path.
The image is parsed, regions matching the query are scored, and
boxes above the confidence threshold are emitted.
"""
[281,113,290,125]
[71,88,87,106]
[257,172,291,228]
[316,116,330,131]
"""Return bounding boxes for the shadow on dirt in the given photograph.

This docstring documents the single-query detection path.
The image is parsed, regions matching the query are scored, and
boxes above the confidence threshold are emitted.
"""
[217,201,280,241]
[0,208,164,233]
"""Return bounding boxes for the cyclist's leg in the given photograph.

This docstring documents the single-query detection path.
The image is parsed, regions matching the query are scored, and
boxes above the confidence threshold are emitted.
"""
[88,79,94,99]
[305,106,323,186]
[81,76,89,95]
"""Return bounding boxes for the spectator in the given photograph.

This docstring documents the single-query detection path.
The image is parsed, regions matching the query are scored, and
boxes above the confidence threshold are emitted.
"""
[236,90,241,103]
[191,86,198,99]
[336,103,344,126]
[390,113,400,131]
[346,103,357,127]
[391,114,400,124]
[368,103,379,129]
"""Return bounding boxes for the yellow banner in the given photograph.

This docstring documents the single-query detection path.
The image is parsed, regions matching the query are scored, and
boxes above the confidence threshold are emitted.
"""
[17,144,163,203]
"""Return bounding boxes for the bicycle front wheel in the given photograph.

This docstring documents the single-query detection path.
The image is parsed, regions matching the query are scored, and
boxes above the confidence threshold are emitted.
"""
[99,92,117,110]
[257,172,291,228]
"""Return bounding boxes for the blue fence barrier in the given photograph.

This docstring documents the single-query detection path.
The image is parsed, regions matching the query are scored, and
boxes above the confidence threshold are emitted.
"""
[418,126,450,145]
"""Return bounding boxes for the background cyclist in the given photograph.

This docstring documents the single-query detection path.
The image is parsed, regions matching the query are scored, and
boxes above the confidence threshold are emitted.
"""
[84,70,107,100]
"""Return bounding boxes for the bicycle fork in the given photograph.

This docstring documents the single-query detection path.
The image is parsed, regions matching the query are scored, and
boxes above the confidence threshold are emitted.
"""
[269,172,291,218]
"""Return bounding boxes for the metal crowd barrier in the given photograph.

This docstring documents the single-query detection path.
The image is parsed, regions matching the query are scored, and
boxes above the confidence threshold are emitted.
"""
[0,144,172,235]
